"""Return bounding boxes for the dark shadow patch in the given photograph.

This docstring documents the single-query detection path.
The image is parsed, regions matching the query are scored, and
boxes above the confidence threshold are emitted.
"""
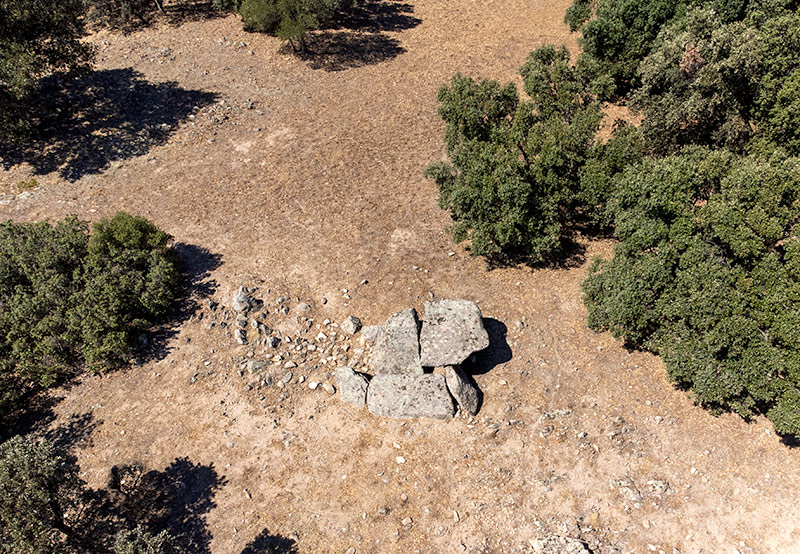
[109,458,227,553]
[275,0,421,71]
[44,411,101,451]
[0,68,217,180]
[466,318,512,376]
[241,528,299,554]
[2,393,62,442]
[287,31,406,72]
[163,0,228,26]
[481,234,587,271]
[333,0,421,33]
[87,0,227,33]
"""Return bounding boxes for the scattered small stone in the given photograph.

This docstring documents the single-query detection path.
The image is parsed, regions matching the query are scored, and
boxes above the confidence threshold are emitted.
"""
[341,315,362,335]
[530,536,590,553]
[322,383,336,395]
[396,456,406,464]
[296,302,312,314]
[232,287,259,313]
[247,360,268,374]
[308,381,319,390]
[284,361,297,369]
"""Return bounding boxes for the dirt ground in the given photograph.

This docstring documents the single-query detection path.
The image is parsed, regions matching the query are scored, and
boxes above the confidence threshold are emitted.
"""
[2,1,800,552]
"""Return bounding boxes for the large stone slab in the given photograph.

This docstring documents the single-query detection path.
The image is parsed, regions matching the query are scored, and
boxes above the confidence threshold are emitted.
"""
[366,374,455,420]
[370,309,423,375]
[335,366,369,407]
[419,300,490,366]
[445,366,480,415]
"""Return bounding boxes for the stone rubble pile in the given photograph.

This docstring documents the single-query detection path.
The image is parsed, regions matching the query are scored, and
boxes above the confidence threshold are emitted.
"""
[337,299,490,420]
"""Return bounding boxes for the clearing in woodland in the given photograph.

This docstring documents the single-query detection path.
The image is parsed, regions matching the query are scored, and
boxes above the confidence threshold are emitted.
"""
[2,0,799,552]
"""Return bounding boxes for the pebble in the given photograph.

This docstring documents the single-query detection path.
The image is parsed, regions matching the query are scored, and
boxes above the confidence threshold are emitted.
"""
[396,456,406,464]
[322,383,336,395]
[308,381,319,390]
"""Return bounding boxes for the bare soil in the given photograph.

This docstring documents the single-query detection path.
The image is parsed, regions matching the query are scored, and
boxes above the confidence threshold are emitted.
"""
[2,1,800,552]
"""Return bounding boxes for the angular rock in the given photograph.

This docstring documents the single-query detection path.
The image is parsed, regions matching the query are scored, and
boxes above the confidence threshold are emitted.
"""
[341,315,362,335]
[366,374,455,420]
[335,366,369,406]
[445,366,480,415]
[370,309,423,375]
[232,287,259,313]
[247,360,268,374]
[360,325,382,344]
[419,300,489,366]
[530,536,590,554]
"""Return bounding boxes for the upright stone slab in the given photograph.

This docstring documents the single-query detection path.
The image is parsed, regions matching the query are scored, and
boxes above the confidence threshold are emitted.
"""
[335,366,369,407]
[419,300,490,367]
[370,309,423,375]
[366,374,455,420]
[445,366,480,415]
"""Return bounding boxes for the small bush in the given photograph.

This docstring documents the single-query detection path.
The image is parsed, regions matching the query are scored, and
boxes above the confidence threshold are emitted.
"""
[114,526,178,554]
[0,213,180,422]
[0,435,89,553]
[233,0,352,50]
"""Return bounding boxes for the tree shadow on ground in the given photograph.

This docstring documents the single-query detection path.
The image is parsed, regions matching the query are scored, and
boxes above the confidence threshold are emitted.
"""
[335,0,421,33]
[287,0,421,71]
[482,235,587,272]
[88,0,227,33]
[293,31,406,71]
[467,318,512,376]
[163,0,228,26]
[108,458,226,553]
[141,243,222,364]
[44,411,102,451]
[240,528,299,554]
[0,68,217,180]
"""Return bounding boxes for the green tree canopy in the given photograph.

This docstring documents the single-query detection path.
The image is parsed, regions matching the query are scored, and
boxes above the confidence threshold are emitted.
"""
[425,46,605,262]
[584,147,800,436]
[0,0,93,143]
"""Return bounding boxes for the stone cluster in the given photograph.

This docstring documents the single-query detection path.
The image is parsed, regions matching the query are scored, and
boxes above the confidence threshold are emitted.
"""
[337,299,490,420]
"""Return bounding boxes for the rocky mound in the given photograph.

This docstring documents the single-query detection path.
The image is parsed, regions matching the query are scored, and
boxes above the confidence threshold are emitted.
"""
[336,300,490,420]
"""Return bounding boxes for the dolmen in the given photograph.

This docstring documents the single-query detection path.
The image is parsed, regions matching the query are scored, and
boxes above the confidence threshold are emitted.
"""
[335,299,490,419]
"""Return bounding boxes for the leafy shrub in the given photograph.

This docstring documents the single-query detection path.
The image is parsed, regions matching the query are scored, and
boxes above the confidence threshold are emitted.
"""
[234,0,352,50]
[425,46,604,262]
[0,213,180,422]
[583,147,800,436]
[114,526,178,554]
[0,435,89,553]
[0,0,93,143]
